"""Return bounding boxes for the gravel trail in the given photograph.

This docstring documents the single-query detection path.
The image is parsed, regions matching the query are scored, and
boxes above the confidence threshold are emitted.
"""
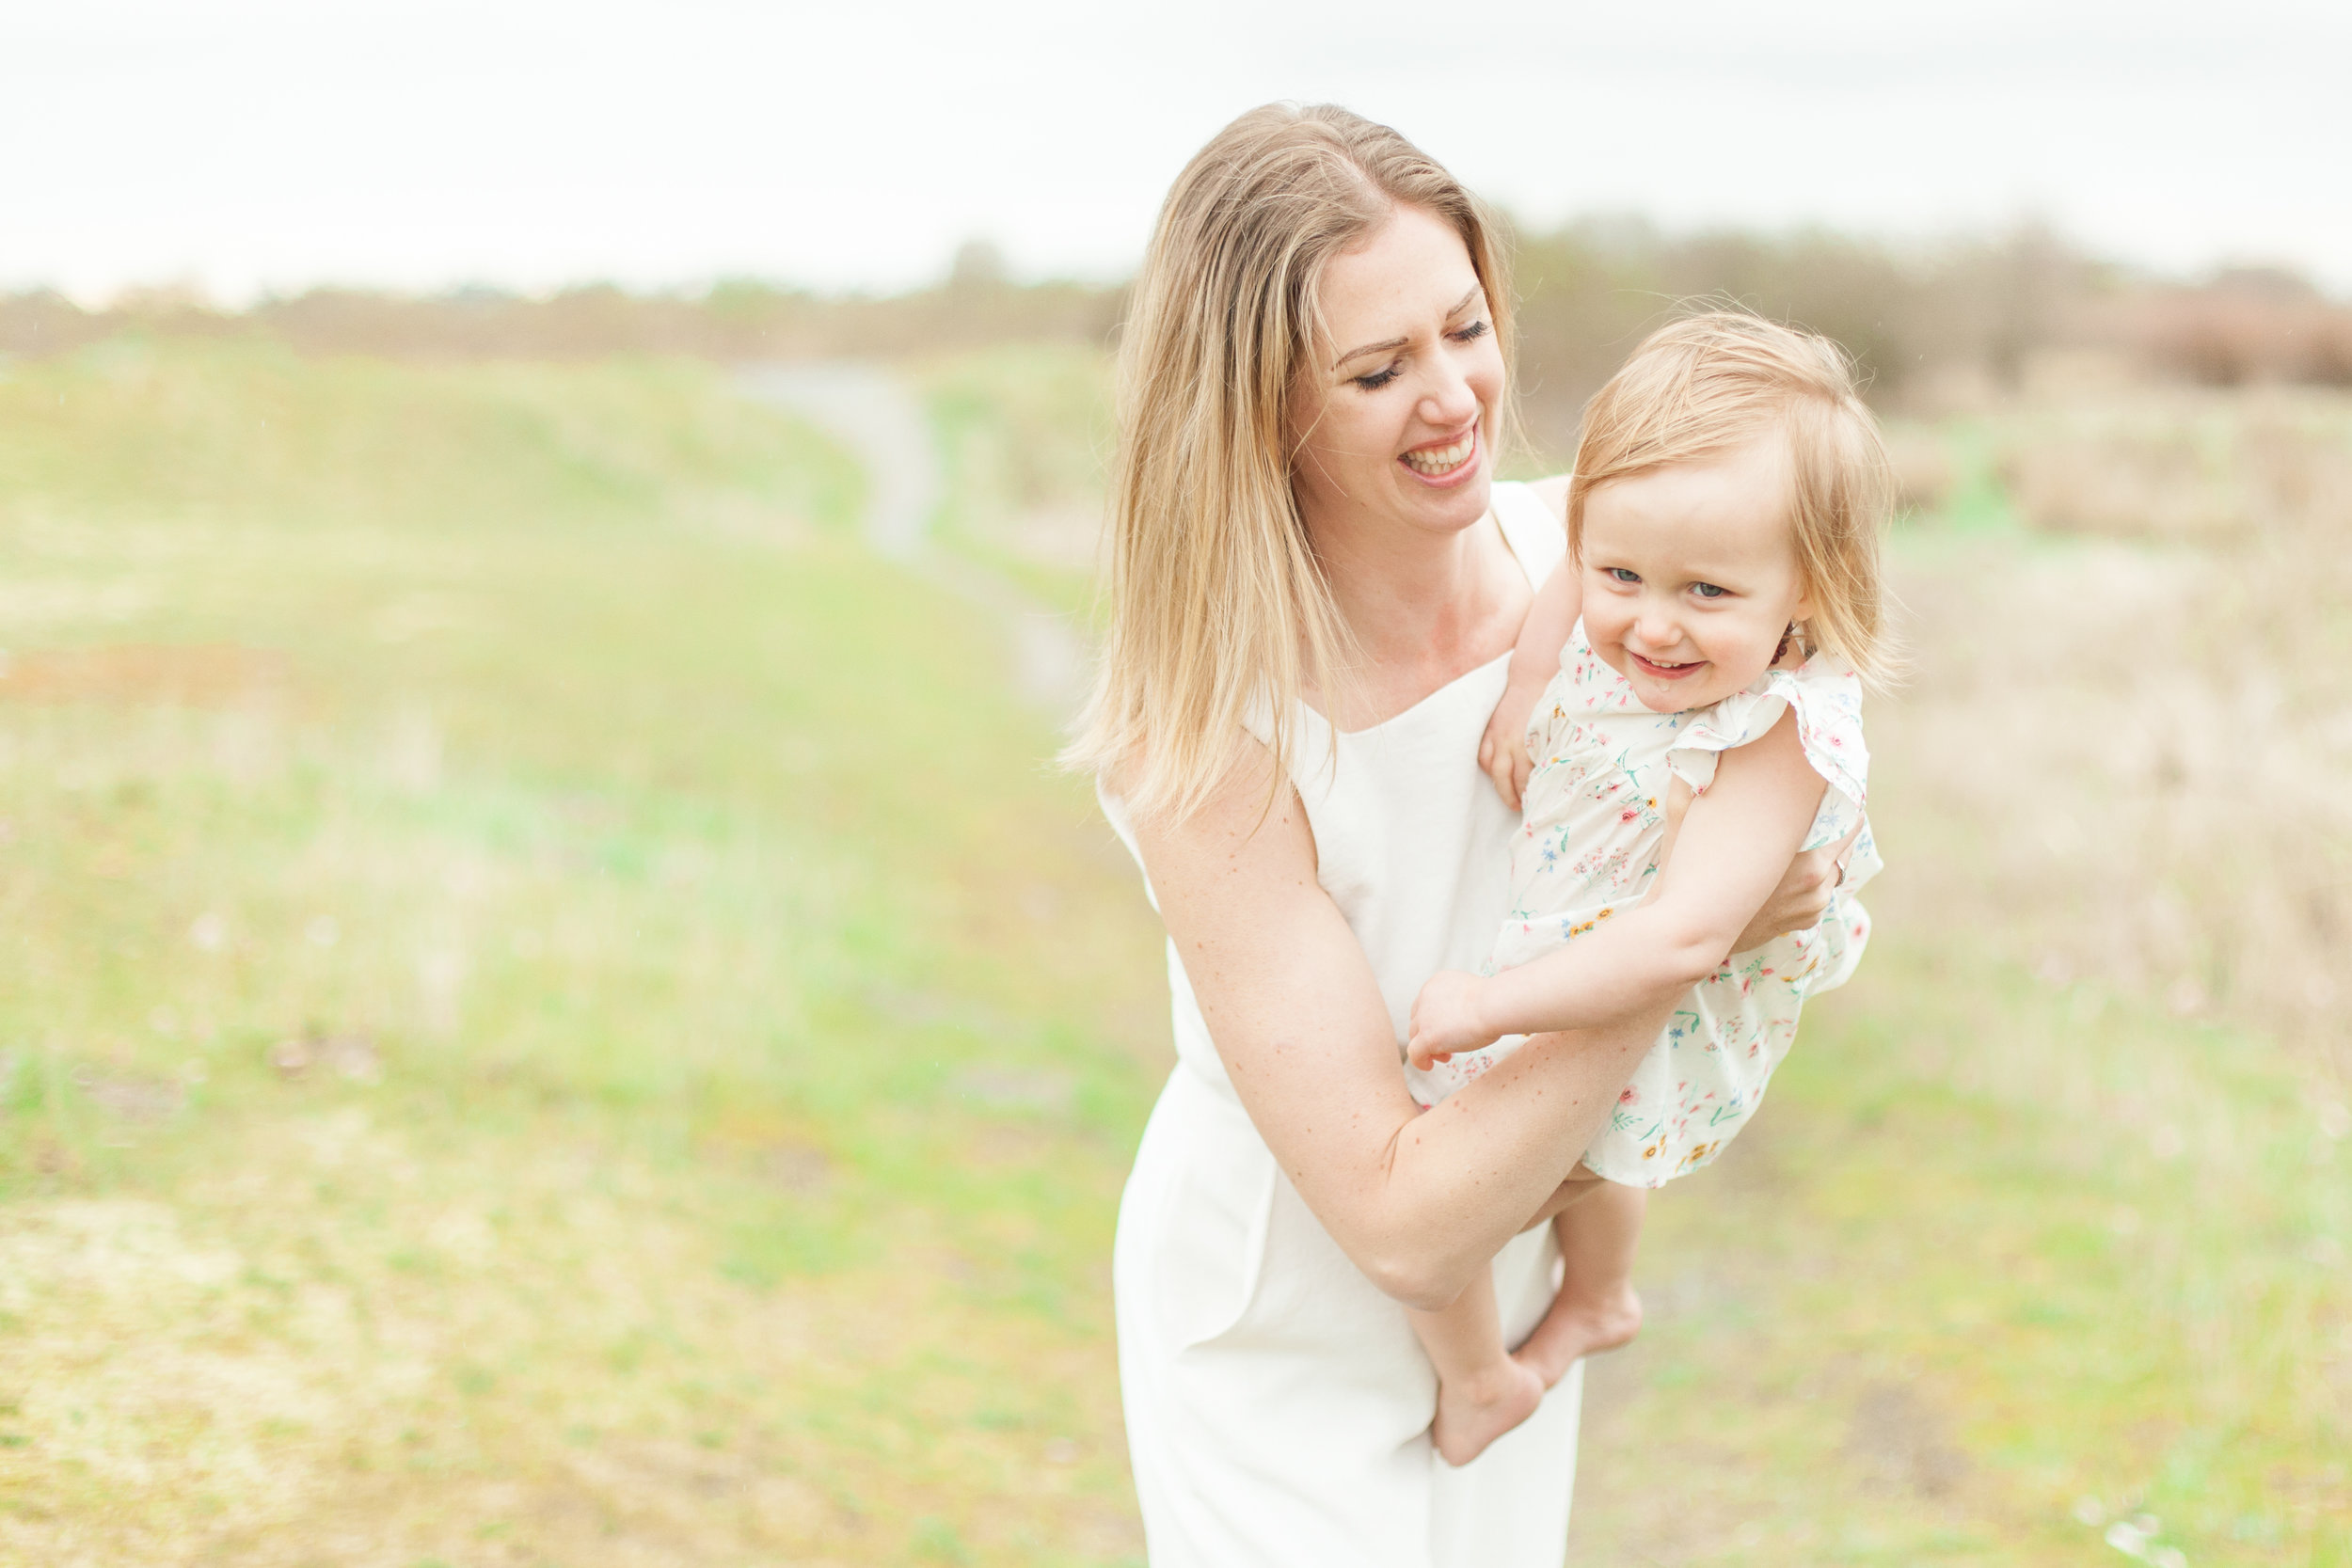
[739,361,1088,718]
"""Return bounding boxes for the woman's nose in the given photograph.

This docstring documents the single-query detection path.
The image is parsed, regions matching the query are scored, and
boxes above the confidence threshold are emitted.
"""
[1419,360,1480,429]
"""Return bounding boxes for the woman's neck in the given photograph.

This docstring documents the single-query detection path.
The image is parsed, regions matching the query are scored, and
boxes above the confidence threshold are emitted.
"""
[1305,497,1527,729]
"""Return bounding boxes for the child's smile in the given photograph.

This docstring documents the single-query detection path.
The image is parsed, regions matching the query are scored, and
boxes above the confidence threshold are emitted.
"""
[1577,434,1815,713]
[1626,650,1707,682]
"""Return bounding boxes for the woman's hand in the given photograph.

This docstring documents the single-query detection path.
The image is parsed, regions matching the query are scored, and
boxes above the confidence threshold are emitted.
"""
[1732,819,1864,952]
[1655,775,1864,954]
[1407,970,1499,1069]
[1477,673,1545,811]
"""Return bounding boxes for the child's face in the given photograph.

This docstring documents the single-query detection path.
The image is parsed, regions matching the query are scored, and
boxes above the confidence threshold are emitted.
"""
[1578,435,1815,714]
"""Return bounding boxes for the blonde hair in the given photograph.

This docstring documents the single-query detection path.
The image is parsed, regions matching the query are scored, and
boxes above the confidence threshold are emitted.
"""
[1567,310,1898,684]
[1065,103,1517,822]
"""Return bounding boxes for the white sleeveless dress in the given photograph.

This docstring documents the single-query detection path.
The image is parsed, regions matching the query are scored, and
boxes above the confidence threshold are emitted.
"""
[1101,484,1582,1568]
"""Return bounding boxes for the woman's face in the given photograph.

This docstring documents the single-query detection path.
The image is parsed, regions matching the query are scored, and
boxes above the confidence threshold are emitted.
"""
[1289,203,1504,546]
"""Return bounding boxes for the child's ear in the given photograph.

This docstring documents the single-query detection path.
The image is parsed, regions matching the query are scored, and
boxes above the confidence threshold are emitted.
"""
[1790,578,1818,627]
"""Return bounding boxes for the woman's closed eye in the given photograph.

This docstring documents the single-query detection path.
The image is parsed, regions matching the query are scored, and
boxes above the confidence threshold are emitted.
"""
[1352,322,1487,390]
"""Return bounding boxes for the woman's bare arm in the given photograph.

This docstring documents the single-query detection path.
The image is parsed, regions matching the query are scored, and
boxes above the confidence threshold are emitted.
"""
[1134,738,1675,1311]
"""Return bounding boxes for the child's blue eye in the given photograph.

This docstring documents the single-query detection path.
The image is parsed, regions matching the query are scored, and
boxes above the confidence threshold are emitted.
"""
[1608,568,1640,584]
[1691,582,1728,599]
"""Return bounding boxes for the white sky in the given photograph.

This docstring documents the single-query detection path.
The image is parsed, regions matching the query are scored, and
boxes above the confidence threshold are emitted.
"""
[5,0,2348,303]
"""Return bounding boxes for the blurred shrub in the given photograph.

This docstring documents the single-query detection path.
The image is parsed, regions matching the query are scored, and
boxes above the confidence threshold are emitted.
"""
[7,220,2351,441]
[2106,267,2352,387]
[1506,217,2087,452]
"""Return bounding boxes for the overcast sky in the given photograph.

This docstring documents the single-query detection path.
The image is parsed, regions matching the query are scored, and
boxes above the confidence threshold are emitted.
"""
[6,0,2347,302]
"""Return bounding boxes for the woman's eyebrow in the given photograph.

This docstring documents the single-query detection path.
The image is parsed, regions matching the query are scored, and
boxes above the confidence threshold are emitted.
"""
[1332,335,1407,371]
[1331,288,1485,370]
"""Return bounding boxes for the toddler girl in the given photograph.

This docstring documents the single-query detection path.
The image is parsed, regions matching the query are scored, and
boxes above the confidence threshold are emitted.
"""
[1404,312,1893,1465]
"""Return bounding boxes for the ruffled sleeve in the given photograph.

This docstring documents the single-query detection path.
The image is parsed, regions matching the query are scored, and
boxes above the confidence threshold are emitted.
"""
[1666,654,1868,851]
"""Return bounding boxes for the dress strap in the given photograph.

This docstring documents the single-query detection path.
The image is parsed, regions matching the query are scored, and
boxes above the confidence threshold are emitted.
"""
[1490,480,1567,587]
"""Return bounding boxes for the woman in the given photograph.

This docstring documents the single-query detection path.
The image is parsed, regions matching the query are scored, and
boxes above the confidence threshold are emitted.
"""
[1070,104,1844,1566]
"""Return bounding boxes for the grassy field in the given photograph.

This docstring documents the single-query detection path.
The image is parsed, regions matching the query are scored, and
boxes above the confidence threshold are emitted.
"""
[0,338,2344,1566]
[0,340,1167,1565]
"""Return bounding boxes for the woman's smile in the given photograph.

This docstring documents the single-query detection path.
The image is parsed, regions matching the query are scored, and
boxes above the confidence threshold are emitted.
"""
[1401,425,1481,484]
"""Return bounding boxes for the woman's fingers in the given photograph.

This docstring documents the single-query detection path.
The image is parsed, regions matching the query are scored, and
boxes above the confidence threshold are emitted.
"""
[1480,724,1528,812]
[1732,845,1836,953]
[1482,743,1518,810]
[1827,818,1864,886]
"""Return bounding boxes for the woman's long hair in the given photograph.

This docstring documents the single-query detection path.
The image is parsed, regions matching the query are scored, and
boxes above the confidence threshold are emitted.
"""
[1064,103,1517,823]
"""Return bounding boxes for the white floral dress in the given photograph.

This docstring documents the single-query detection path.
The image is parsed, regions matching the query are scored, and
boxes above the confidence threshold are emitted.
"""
[1410,620,1882,1187]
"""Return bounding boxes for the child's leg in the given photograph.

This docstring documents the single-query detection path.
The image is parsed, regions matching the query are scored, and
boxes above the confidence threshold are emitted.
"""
[1515,1176,1648,1388]
[1407,1264,1546,1467]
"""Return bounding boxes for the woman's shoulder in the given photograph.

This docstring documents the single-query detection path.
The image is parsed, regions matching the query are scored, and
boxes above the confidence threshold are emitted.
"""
[1516,473,1570,519]
[1491,475,1569,582]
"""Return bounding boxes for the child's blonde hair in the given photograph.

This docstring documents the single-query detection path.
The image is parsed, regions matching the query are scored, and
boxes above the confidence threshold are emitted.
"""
[1567,310,1898,685]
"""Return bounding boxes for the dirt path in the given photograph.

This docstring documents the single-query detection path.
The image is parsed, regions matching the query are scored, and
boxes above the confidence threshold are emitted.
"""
[739,362,1088,718]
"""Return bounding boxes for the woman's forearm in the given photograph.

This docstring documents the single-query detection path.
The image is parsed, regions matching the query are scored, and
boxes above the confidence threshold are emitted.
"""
[1137,742,1677,1312]
[1360,1005,1674,1307]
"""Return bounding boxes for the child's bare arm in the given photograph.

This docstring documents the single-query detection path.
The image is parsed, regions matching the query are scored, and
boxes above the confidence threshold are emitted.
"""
[1658,776,1865,956]
[1411,712,1826,1065]
[1479,562,1582,811]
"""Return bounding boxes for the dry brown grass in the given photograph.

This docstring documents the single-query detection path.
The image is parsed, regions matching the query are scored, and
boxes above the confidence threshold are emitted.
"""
[1880,384,2352,1074]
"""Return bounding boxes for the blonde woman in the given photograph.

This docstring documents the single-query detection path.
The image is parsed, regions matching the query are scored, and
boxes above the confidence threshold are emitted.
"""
[1073,105,1845,1566]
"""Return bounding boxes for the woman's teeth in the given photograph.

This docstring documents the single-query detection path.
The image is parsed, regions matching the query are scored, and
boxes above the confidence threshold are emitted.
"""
[1403,432,1475,475]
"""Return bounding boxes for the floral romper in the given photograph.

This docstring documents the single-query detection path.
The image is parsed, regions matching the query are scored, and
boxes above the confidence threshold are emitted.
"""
[1409,620,1881,1187]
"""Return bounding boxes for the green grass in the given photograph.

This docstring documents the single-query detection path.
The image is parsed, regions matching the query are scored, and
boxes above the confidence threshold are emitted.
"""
[917,343,1111,621]
[1573,942,2348,1565]
[0,338,2341,1565]
[0,339,1165,1565]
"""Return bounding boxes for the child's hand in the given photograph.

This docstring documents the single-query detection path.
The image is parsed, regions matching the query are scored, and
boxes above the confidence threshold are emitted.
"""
[1408,970,1501,1069]
[1478,675,1545,812]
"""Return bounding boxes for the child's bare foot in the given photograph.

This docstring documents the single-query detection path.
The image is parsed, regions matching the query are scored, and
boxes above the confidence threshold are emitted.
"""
[1515,1279,1644,1388]
[1431,1355,1547,1467]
